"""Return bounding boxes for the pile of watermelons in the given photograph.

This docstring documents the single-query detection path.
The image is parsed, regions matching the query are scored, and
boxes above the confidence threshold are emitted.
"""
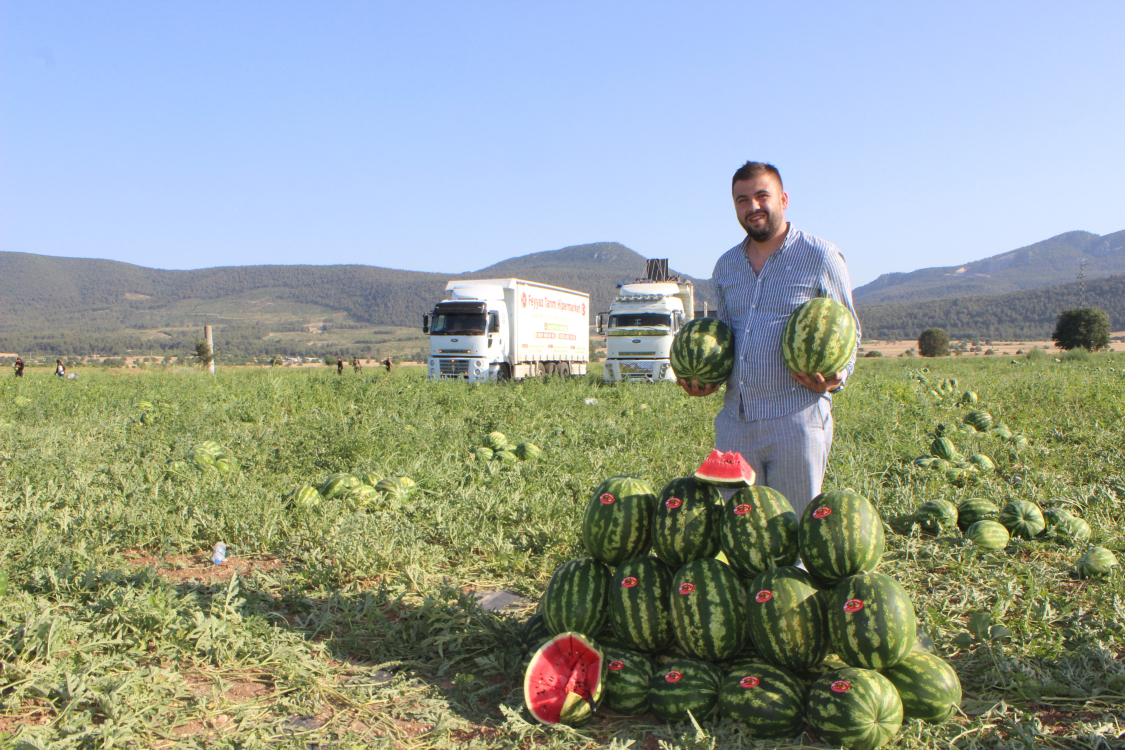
[521,450,962,749]
[287,470,416,510]
[470,431,541,465]
[165,440,238,476]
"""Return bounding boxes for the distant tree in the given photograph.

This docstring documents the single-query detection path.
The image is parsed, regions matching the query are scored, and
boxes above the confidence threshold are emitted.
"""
[193,339,214,367]
[918,328,950,357]
[1052,307,1110,351]
[324,355,338,366]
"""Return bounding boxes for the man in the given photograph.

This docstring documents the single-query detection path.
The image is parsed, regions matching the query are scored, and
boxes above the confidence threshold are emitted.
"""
[679,162,859,519]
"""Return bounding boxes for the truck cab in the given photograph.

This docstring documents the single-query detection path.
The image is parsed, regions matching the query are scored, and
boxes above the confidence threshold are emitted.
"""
[597,280,693,383]
[424,286,509,382]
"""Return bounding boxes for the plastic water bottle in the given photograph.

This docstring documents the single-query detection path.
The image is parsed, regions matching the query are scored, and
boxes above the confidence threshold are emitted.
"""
[211,542,227,565]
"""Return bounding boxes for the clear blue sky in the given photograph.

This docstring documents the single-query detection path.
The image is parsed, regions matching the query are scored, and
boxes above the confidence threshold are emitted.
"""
[2,1,1123,288]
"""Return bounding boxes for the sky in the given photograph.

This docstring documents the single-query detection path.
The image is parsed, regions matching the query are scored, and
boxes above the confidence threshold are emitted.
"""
[2,1,1123,288]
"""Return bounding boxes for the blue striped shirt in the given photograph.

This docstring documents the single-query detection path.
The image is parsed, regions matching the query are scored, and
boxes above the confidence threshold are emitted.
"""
[713,225,860,422]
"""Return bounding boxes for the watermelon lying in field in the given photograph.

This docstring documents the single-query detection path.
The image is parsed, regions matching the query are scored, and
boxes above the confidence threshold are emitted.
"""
[523,632,605,725]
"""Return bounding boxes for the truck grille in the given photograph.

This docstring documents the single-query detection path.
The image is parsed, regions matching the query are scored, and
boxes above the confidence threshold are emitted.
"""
[438,359,471,376]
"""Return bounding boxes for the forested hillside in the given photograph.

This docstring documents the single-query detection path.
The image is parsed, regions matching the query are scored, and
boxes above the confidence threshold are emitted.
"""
[858,275,1125,341]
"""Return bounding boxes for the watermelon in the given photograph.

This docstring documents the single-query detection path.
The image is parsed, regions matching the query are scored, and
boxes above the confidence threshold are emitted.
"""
[965,520,1009,550]
[693,450,756,488]
[670,558,749,662]
[345,483,380,509]
[515,442,541,460]
[1054,516,1092,547]
[583,476,657,566]
[961,391,979,405]
[1078,547,1119,578]
[718,661,807,739]
[608,556,675,653]
[720,485,799,579]
[670,317,735,386]
[483,431,507,450]
[164,459,190,476]
[360,470,383,487]
[1040,507,1074,531]
[519,613,552,652]
[913,456,936,469]
[798,489,885,588]
[807,668,903,750]
[991,423,1013,439]
[963,410,993,432]
[928,458,951,471]
[471,447,494,461]
[603,648,654,715]
[321,473,362,500]
[879,652,961,724]
[829,572,917,669]
[956,499,999,531]
[913,499,958,535]
[930,437,958,462]
[652,477,723,568]
[648,659,723,722]
[541,558,611,637]
[493,450,518,464]
[780,297,858,377]
[968,454,996,472]
[998,501,1045,540]
[523,632,605,726]
[746,566,830,671]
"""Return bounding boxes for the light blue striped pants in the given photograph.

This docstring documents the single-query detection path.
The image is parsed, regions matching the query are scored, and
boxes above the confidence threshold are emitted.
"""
[713,398,834,520]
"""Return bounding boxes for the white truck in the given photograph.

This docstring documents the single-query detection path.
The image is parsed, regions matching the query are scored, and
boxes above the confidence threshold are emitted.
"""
[423,278,590,382]
[596,260,694,383]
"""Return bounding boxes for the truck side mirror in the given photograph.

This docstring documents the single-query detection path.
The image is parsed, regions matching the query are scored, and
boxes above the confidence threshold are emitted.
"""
[674,311,685,329]
[422,313,431,334]
[595,313,605,335]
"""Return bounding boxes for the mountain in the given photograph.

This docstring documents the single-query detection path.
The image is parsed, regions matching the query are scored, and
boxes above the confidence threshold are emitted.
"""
[0,243,715,358]
[857,274,1125,342]
[854,229,1125,305]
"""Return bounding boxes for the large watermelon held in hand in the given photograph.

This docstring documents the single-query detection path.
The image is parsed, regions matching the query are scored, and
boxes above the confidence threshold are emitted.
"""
[652,478,723,568]
[670,558,749,662]
[829,572,917,670]
[807,668,903,750]
[747,566,830,671]
[879,652,961,724]
[648,659,723,722]
[670,318,735,386]
[583,476,657,566]
[608,556,675,653]
[694,450,756,488]
[798,489,885,588]
[720,485,799,579]
[780,297,858,377]
[603,647,654,715]
[541,558,611,637]
[718,661,808,739]
[523,632,605,726]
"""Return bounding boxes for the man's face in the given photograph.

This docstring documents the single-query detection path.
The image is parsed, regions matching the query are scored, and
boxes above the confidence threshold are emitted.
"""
[733,174,788,242]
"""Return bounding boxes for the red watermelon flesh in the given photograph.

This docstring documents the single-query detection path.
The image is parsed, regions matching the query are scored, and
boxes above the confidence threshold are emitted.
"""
[524,632,605,725]
[694,450,756,488]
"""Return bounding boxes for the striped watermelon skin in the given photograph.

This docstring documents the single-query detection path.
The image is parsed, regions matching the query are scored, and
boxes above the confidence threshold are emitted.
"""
[780,297,857,377]
[289,484,322,510]
[930,437,958,461]
[914,499,958,535]
[829,573,917,670]
[652,478,723,568]
[720,485,799,579]
[998,501,1045,540]
[608,556,675,653]
[807,668,903,750]
[718,661,808,739]
[603,647,654,715]
[648,659,723,722]
[798,489,885,588]
[542,558,611,638]
[956,499,999,531]
[1054,515,1091,547]
[320,473,362,500]
[965,520,1009,550]
[670,558,749,662]
[1040,507,1074,532]
[1078,546,1119,578]
[583,476,657,567]
[670,318,735,386]
[747,566,830,671]
[879,652,961,724]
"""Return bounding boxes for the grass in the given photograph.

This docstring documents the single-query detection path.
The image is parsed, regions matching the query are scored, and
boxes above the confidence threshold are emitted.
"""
[0,354,1123,748]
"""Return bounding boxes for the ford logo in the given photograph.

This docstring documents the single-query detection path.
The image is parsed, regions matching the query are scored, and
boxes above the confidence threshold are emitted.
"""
[450,338,459,342]
[632,339,641,343]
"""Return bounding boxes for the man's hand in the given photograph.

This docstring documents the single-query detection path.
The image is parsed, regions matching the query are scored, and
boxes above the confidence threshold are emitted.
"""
[790,371,844,393]
[678,378,722,397]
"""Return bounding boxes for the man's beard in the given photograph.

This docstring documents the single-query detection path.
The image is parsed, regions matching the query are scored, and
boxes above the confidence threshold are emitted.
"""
[742,210,784,242]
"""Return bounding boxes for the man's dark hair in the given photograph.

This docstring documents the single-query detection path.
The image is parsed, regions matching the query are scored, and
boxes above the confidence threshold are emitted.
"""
[732,161,783,190]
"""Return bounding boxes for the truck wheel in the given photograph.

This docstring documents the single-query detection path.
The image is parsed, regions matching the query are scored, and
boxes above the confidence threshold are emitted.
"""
[498,364,511,381]
[543,362,556,377]
[557,363,571,377]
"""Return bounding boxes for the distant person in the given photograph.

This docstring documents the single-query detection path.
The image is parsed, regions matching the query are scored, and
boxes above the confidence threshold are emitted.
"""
[337,358,344,375]
[13,357,24,378]
[382,357,393,373]
[352,356,362,373]
[55,360,66,378]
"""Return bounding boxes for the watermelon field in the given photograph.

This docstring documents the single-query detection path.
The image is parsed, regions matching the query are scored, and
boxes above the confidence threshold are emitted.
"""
[1,354,1124,749]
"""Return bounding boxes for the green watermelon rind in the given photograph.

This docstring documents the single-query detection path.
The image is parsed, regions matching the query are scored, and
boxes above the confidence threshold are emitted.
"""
[798,489,885,588]
[720,485,799,579]
[603,647,654,715]
[652,477,723,569]
[648,658,723,723]
[670,558,749,663]
[780,297,858,378]
[956,499,999,531]
[608,556,676,653]
[829,572,918,670]
[670,318,735,386]
[583,476,657,567]
[1078,546,1119,578]
[746,566,830,672]
[718,661,808,739]
[541,558,611,638]
[879,652,961,724]
[807,667,904,750]
[998,500,1045,540]
[965,520,1010,551]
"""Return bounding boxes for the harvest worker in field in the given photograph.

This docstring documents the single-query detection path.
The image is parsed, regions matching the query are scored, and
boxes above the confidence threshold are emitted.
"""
[13,357,24,378]
[679,162,860,519]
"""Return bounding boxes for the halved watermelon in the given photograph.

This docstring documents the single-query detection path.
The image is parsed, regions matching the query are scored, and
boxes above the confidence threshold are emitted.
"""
[694,450,756,488]
[523,632,605,726]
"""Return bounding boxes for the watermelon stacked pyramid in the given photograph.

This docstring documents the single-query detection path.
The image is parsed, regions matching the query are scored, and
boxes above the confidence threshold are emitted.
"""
[522,451,962,747]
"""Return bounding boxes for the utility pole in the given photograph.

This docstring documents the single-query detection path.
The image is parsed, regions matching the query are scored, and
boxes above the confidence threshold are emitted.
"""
[1078,260,1087,307]
[204,325,215,375]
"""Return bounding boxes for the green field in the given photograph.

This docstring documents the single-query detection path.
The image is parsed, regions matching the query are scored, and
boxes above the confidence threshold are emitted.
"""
[1,355,1123,748]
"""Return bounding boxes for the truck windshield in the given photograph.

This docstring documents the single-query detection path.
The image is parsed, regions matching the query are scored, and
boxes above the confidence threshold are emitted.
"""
[431,313,487,335]
[610,313,671,328]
